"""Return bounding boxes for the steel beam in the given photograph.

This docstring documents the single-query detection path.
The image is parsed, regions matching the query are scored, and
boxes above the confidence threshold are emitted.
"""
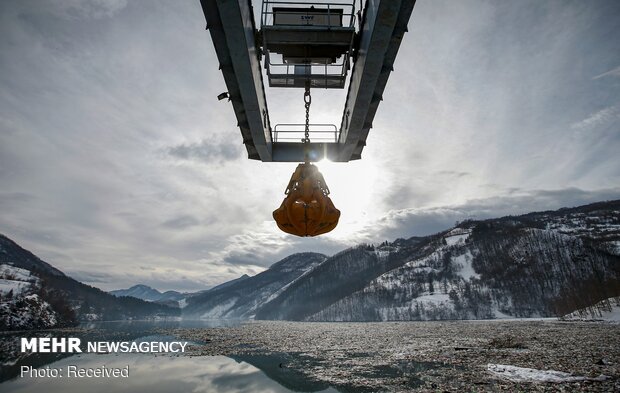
[272,142,342,162]
[201,0,272,161]
[201,0,416,163]
[337,0,416,161]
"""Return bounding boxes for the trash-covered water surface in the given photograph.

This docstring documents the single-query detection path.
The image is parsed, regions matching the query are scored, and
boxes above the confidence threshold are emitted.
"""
[176,320,620,392]
[487,363,609,383]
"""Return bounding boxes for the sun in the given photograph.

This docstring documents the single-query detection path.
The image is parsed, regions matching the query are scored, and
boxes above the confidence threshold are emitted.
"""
[315,158,381,239]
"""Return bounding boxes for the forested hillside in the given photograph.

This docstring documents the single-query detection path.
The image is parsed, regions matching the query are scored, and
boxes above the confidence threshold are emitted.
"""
[186,200,620,322]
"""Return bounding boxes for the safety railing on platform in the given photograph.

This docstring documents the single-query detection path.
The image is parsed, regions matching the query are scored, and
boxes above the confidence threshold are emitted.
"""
[265,55,349,88]
[261,0,357,29]
[272,123,340,143]
[260,0,358,89]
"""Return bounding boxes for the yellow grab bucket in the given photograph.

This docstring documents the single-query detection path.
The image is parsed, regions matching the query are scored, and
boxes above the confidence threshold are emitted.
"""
[273,163,340,237]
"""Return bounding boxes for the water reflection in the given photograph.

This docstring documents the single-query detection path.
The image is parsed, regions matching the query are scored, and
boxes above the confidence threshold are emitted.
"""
[0,354,337,393]
[0,321,338,393]
[231,354,336,392]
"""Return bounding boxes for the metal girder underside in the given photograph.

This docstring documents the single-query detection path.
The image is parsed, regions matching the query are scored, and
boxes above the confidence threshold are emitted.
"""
[337,0,417,161]
[200,0,416,162]
[201,0,272,161]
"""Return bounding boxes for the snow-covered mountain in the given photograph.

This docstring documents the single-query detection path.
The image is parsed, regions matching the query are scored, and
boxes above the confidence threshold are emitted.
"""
[0,234,180,330]
[561,296,620,321]
[208,274,250,292]
[187,200,620,322]
[308,225,617,321]
[110,284,165,301]
[0,264,59,329]
[110,284,186,303]
[109,282,230,308]
[0,264,37,297]
[183,253,327,319]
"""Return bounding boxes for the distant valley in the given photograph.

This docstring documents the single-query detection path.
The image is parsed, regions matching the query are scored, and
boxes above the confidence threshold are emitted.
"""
[0,235,179,330]
[1,200,619,330]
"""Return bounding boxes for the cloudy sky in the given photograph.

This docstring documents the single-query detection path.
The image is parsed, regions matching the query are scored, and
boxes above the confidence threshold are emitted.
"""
[0,0,619,292]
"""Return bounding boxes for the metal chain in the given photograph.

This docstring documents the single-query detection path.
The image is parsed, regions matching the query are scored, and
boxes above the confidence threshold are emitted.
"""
[303,85,311,144]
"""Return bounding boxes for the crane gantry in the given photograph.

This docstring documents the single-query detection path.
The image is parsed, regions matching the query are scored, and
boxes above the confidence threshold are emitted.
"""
[199,0,416,236]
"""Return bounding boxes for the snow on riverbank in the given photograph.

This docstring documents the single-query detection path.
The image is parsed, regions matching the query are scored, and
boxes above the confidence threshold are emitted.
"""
[561,296,620,322]
[487,363,608,383]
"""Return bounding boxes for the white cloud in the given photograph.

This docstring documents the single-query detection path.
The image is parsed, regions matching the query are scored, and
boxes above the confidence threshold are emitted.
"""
[571,105,620,131]
[593,65,620,80]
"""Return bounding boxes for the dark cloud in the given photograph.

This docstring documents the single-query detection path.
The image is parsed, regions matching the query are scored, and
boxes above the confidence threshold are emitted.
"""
[129,276,213,293]
[382,184,418,211]
[68,270,115,284]
[6,228,74,250]
[223,250,272,268]
[0,192,35,208]
[437,170,471,178]
[167,140,241,163]
[162,215,200,229]
[369,187,620,241]
[68,265,219,292]
[382,183,439,211]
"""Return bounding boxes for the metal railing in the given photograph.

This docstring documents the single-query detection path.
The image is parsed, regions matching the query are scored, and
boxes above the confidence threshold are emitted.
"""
[272,123,339,143]
[261,0,357,29]
[260,1,357,88]
[266,53,348,74]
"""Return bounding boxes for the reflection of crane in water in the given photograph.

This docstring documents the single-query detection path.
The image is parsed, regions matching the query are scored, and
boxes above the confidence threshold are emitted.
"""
[199,0,416,236]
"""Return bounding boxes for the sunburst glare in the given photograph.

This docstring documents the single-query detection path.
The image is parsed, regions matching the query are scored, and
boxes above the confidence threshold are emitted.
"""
[316,158,382,239]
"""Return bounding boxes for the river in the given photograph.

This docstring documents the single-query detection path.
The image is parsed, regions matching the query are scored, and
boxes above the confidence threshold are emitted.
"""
[0,320,338,393]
